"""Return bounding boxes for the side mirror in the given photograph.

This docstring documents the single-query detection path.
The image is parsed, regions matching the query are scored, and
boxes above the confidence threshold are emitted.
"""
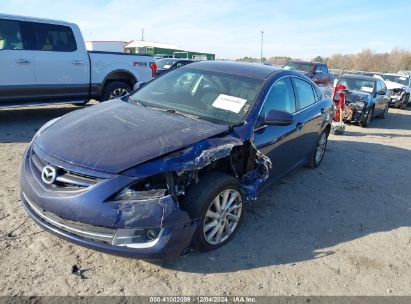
[263,109,294,126]
[377,90,386,95]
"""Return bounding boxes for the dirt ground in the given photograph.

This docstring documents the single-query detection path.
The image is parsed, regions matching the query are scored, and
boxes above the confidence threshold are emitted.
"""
[0,104,410,296]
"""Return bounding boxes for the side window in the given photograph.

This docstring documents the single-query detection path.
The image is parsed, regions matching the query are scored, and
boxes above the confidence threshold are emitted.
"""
[376,80,382,92]
[260,77,296,117]
[293,78,317,109]
[322,65,329,74]
[380,80,387,92]
[32,22,77,52]
[314,85,323,101]
[0,19,23,50]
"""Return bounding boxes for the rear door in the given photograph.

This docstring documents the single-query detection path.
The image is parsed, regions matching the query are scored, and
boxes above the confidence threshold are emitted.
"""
[29,21,89,101]
[0,18,36,103]
[253,77,304,183]
[374,79,387,114]
[291,77,325,158]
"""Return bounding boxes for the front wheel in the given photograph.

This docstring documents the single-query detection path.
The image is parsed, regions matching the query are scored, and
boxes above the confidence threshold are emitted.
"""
[360,106,373,127]
[377,104,389,119]
[183,172,244,252]
[101,81,131,101]
[307,129,329,168]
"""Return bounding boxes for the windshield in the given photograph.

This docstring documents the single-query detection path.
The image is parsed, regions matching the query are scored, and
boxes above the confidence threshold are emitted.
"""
[382,75,410,86]
[337,78,375,93]
[156,58,178,69]
[283,62,314,73]
[129,68,264,125]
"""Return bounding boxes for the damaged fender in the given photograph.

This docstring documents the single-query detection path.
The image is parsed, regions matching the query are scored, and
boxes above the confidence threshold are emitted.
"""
[123,136,272,202]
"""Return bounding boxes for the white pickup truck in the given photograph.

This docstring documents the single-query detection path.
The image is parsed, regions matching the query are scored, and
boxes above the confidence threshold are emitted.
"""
[0,14,157,107]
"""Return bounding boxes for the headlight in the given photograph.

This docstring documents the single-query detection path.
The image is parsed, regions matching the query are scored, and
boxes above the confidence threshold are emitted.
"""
[113,174,168,202]
[114,188,166,201]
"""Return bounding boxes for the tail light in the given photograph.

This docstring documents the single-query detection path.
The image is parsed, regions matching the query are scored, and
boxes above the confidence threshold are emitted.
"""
[149,62,157,77]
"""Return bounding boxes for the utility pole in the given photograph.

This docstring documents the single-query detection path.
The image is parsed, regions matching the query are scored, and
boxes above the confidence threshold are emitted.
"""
[141,29,144,41]
[260,30,264,63]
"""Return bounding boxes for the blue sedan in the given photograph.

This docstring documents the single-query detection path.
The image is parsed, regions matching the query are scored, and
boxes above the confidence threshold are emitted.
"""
[20,61,333,259]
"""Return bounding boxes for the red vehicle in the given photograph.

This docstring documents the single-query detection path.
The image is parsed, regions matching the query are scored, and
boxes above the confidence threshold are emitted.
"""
[283,61,332,86]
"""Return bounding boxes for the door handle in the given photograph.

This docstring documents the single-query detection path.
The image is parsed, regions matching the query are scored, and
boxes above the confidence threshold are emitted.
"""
[16,59,31,64]
[72,60,85,65]
[296,122,304,131]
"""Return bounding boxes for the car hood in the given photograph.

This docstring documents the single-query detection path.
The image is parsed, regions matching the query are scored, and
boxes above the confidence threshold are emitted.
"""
[345,90,370,103]
[384,80,405,90]
[34,100,229,174]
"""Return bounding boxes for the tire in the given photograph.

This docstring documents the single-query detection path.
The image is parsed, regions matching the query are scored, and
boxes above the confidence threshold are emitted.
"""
[183,172,245,252]
[400,102,407,110]
[360,106,373,128]
[377,104,389,119]
[101,81,131,101]
[307,129,329,168]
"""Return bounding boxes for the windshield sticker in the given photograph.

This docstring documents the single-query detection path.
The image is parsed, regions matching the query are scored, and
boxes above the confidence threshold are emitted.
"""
[212,94,247,113]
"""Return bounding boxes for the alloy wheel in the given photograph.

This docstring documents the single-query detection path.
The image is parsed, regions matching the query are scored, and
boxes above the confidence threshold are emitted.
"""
[203,189,243,246]
[315,132,327,164]
[109,88,130,99]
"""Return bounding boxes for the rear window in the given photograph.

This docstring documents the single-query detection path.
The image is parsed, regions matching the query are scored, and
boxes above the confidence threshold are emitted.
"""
[293,78,317,109]
[29,22,77,52]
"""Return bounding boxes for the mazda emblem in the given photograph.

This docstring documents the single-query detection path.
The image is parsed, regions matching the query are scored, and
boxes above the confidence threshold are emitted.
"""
[41,165,57,185]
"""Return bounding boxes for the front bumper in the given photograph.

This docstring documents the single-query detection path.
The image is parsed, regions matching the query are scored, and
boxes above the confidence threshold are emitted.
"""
[342,104,368,123]
[20,144,197,259]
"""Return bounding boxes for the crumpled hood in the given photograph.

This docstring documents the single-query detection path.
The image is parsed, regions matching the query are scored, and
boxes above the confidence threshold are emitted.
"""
[384,80,405,90]
[34,100,229,173]
[345,90,370,103]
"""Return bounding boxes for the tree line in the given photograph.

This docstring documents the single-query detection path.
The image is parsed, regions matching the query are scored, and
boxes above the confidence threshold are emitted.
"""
[236,48,411,73]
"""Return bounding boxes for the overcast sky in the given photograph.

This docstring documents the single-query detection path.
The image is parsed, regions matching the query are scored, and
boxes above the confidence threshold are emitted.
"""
[1,0,410,59]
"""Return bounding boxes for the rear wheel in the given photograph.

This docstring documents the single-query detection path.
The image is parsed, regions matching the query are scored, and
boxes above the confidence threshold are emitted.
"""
[101,81,131,101]
[307,129,329,168]
[183,172,244,252]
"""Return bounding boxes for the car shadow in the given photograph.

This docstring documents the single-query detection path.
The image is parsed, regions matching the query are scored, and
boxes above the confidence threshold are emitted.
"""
[157,140,411,273]
[0,105,88,143]
[367,108,411,131]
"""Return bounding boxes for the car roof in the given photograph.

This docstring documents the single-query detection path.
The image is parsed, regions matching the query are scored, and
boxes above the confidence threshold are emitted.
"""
[183,61,281,79]
[287,60,323,65]
[384,73,409,77]
[0,13,75,27]
[339,74,377,81]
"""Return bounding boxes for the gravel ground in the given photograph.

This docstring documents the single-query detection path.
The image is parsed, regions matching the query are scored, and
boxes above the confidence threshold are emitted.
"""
[0,104,410,296]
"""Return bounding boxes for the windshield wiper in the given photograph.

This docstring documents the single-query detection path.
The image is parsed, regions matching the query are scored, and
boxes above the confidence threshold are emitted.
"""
[164,109,200,120]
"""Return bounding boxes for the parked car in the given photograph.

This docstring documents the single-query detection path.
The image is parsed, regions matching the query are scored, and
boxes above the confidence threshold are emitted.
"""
[283,61,332,86]
[20,61,333,259]
[354,71,383,78]
[334,74,390,127]
[0,14,156,107]
[379,73,410,109]
[155,58,195,76]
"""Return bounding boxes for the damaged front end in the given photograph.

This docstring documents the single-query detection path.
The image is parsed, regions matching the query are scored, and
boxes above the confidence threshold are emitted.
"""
[123,135,272,203]
[20,132,272,258]
[389,88,406,107]
[342,93,369,123]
